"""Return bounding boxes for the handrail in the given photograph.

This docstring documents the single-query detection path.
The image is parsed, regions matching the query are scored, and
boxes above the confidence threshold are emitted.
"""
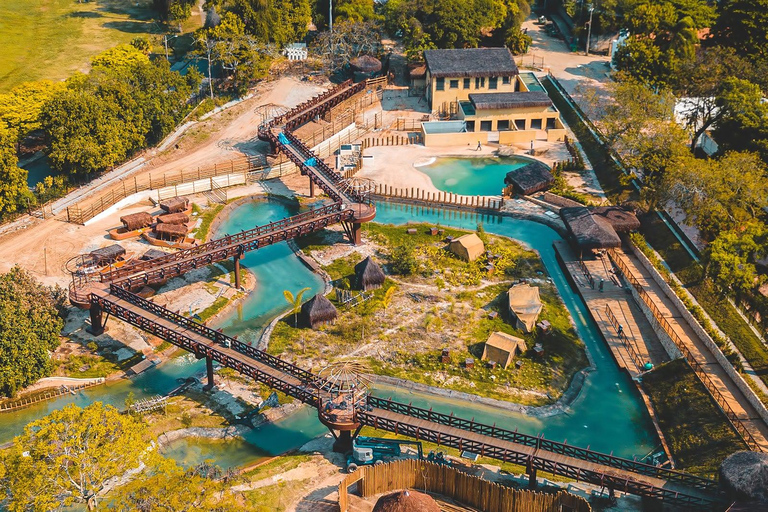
[604,304,645,371]
[364,396,718,491]
[607,249,763,452]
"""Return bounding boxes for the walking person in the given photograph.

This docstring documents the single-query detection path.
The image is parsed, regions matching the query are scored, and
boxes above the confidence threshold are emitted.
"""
[476,140,482,151]
[617,324,624,336]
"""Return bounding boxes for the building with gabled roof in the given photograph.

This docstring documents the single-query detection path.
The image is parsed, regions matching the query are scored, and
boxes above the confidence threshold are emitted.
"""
[482,331,527,369]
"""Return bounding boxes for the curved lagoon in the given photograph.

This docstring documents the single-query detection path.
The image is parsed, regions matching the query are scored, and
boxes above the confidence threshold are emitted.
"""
[418,156,530,196]
[0,199,656,469]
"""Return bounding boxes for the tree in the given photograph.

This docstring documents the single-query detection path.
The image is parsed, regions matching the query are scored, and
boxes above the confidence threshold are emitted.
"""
[391,244,417,276]
[91,44,150,69]
[378,286,396,310]
[169,1,193,32]
[711,0,768,62]
[313,20,382,73]
[335,0,378,22]
[0,266,65,397]
[0,402,163,511]
[506,27,532,54]
[705,223,767,293]
[712,77,768,162]
[0,80,67,142]
[0,127,29,217]
[110,463,242,511]
[227,0,312,46]
[283,287,310,326]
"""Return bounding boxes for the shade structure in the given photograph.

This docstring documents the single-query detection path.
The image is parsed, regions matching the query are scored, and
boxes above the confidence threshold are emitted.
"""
[372,490,440,512]
[507,283,543,333]
[482,331,526,369]
[589,206,640,233]
[355,256,385,291]
[423,48,518,78]
[469,91,553,110]
[720,451,768,503]
[300,293,338,329]
[140,249,168,261]
[159,197,189,214]
[156,212,190,225]
[448,233,485,261]
[504,161,554,195]
[154,223,187,239]
[560,207,621,250]
[120,212,153,230]
[350,55,382,73]
[89,244,126,265]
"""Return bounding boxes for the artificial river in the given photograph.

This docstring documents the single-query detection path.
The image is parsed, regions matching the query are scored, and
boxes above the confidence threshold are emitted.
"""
[0,199,657,469]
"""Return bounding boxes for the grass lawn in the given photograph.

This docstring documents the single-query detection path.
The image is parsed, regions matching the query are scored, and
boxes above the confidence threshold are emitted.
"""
[639,214,768,396]
[641,359,746,477]
[0,0,202,91]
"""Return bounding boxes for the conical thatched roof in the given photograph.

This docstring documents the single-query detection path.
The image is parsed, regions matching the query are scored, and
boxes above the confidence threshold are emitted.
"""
[157,212,190,225]
[300,294,338,329]
[372,490,440,512]
[350,55,382,73]
[355,256,385,291]
[590,206,640,233]
[720,451,768,503]
[120,212,153,230]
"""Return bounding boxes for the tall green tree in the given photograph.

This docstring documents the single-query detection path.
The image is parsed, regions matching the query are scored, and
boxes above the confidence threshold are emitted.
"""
[0,128,29,217]
[227,0,311,45]
[712,0,768,62]
[0,266,65,397]
[712,77,768,161]
[0,402,164,511]
[283,287,310,326]
[705,223,767,293]
[0,81,67,142]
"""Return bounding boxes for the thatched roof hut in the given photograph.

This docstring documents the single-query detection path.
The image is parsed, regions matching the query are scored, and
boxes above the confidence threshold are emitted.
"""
[90,244,126,265]
[424,48,518,78]
[448,233,485,262]
[720,451,768,504]
[508,283,543,333]
[505,161,554,195]
[157,212,190,225]
[560,207,621,250]
[355,256,385,291]
[350,55,382,73]
[120,212,153,231]
[372,490,440,512]
[140,249,168,261]
[154,223,187,239]
[160,197,189,214]
[482,332,526,369]
[590,206,640,233]
[300,294,338,329]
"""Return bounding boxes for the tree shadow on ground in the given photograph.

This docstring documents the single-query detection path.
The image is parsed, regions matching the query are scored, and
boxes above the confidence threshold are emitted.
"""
[102,20,159,34]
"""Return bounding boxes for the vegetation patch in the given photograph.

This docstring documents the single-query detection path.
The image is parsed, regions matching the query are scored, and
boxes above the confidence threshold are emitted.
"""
[641,359,746,477]
[57,354,119,379]
[192,203,225,241]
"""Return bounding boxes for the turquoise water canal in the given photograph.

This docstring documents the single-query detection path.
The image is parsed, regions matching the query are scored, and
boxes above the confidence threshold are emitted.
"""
[0,198,656,470]
[417,156,530,197]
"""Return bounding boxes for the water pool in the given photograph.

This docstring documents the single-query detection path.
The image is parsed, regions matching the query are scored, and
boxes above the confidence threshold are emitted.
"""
[418,156,531,196]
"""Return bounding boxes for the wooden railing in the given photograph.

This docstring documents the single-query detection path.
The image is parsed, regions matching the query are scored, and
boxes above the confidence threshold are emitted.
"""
[361,133,423,148]
[604,304,644,371]
[0,379,105,412]
[607,249,763,452]
[372,183,503,211]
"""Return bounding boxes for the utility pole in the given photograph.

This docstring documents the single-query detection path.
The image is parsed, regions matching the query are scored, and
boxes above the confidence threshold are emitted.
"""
[329,0,333,33]
[585,4,595,56]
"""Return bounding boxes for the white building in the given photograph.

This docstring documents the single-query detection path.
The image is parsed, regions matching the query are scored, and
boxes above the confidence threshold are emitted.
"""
[284,43,308,61]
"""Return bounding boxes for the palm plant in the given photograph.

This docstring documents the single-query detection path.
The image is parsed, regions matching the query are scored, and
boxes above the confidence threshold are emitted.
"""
[284,287,310,327]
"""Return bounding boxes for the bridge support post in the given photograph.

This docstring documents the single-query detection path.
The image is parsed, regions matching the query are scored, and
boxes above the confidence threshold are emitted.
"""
[332,430,354,454]
[527,467,537,489]
[309,178,315,198]
[350,222,361,245]
[233,255,242,290]
[203,356,215,391]
[87,303,105,336]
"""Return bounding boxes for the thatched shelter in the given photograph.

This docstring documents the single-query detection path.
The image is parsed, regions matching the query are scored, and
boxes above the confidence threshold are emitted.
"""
[720,451,768,504]
[154,223,187,240]
[590,206,640,233]
[505,161,554,195]
[424,48,518,78]
[482,332,526,369]
[560,207,621,250]
[469,91,553,110]
[160,197,189,214]
[120,212,153,231]
[300,294,338,329]
[372,490,440,512]
[355,256,385,291]
[140,249,168,261]
[90,244,126,265]
[350,55,382,74]
[448,233,485,262]
[507,283,543,333]
[157,212,189,225]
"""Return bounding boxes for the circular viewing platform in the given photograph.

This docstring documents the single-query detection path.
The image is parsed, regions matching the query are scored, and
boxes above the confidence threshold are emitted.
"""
[349,202,376,223]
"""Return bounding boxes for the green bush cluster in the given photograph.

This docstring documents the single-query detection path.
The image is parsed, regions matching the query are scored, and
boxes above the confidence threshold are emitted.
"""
[563,135,586,170]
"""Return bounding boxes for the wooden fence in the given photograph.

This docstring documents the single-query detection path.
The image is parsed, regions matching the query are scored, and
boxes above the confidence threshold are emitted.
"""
[338,460,591,512]
[362,133,423,148]
[391,118,424,131]
[607,249,762,452]
[0,379,105,412]
[372,183,503,212]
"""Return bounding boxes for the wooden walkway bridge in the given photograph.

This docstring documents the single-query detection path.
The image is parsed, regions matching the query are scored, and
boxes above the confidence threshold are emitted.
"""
[67,79,724,508]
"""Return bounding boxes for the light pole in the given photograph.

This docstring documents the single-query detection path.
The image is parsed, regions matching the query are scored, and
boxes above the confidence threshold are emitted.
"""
[585,4,595,56]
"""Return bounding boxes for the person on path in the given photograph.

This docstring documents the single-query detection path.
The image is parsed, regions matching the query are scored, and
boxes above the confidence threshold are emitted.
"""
[599,278,604,291]
[617,324,624,336]
[476,141,482,151]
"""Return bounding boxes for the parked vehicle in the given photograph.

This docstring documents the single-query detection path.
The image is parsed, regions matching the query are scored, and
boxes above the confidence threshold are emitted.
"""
[346,437,423,473]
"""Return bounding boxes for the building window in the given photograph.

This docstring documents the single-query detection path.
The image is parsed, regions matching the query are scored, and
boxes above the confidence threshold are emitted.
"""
[547,118,557,129]
[480,120,492,131]
[502,76,511,85]
[463,78,471,89]
[475,77,485,89]
[531,118,543,130]
[489,77,498,90]
[436,77,445,91]
[515,119,526,130]
[497,120,510,131]
[450,79,459,89]
[466,120,475,132]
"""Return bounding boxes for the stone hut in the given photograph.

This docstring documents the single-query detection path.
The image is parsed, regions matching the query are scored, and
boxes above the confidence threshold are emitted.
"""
[448,233,485,262]
[507,283,543,333]
[300,294,338,329]
[482,331,526,369]
[120,212,153,231]
[355,256,385,291]
[372,490,440,512]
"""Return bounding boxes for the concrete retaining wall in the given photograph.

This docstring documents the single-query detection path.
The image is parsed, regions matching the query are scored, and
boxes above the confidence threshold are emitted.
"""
[626,241,768,425]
